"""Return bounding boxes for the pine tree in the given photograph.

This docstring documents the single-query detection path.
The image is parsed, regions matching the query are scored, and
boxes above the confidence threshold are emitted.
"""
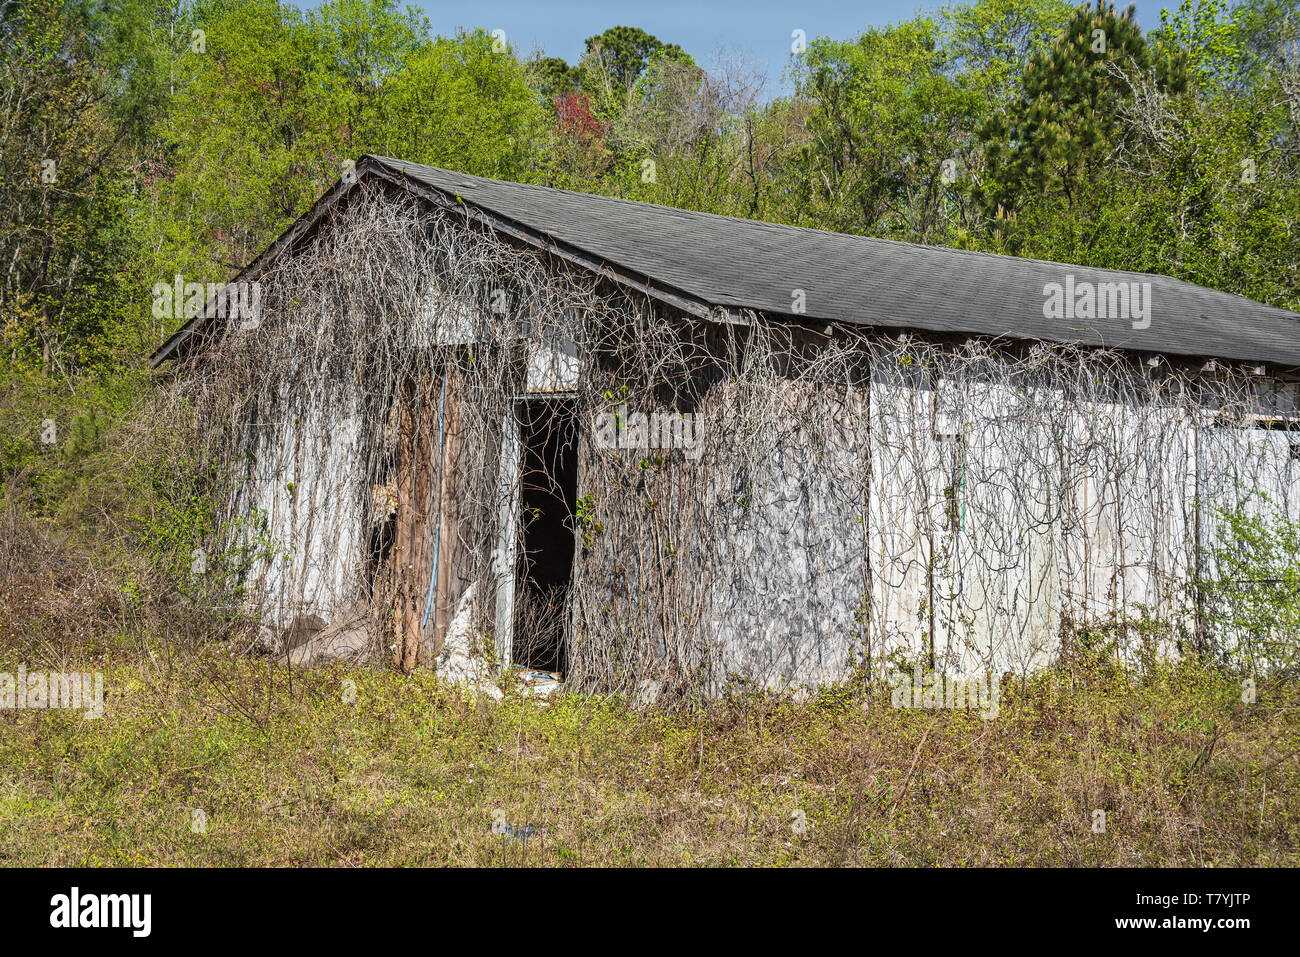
[979,1,1188,218]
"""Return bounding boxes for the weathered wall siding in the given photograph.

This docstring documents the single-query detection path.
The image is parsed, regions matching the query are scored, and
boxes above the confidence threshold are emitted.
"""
[1054,401,1197,651]
[1059,406,1135,627]
[524,313,581,393]
[932,379,1062,675]
[568,361,1299,688]
[860,373,1243,677]
[237,387,365,632]
[1199,427,1300,525]
[387,368,495,669]
[237,348,1300,689]
[389,379,439,669]
[705,381,868,689]
[568,372,869,694]
[429,375,473,647]
[1196,380,1300,550]
[1113,405,1197,630]
[865,365,941,672]
[567,396,716,694]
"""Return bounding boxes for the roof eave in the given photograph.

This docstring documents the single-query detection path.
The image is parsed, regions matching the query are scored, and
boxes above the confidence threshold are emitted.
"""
[150,157,722,366]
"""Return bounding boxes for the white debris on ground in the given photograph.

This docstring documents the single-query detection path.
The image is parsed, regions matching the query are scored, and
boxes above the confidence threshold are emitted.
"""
[434,585,566,701]
[515,667,563,699]
[260,605,378,666]
[433,583,505,698]
[257,583,566,704]
[434,584,486,682]
[634,678,661,708]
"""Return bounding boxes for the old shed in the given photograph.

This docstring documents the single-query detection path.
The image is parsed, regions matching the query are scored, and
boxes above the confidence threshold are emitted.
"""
[152,155,1300,698]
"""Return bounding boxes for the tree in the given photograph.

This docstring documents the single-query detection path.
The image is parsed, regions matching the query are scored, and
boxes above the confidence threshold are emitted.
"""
[576,25,685,121]
[969,0,1299,308]
[545,89,610,188]
[583,25,684,94]
[148,2,545,334]
[791,18,984,241]
[529,55,578,102]
[940,0,1076,101]
[373,30,545,178]
[977,1,1188,226]
[0,0,161,372]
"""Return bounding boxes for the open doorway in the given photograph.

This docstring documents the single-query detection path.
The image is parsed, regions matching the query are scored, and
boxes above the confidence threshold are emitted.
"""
[512,398,579,674]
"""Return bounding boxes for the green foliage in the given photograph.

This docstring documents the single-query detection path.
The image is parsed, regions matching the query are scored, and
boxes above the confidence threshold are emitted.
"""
[5,0,1298,378]
[373,30,546,177]
[1202,496,1300,672]
[979,1,1188,221]
[575,493,604,548]
[146,1,545,319]
[956,0,1300,305]
[941,0,1077,100]
[530,55,580,102]
[0,0,156,374]
[0,653,1294,865]
[1154,0,1252,92]
[793,17,985,241]
[582,25,686,100]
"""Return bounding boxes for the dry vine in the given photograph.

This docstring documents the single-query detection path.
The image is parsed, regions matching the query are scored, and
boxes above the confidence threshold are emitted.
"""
[163,182,1300,699]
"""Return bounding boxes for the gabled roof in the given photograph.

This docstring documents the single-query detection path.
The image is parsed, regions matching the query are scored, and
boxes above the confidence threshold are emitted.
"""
[152,154,1300,367]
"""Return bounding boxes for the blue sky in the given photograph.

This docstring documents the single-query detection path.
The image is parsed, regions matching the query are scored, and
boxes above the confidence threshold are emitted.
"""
[403,0,1177,94]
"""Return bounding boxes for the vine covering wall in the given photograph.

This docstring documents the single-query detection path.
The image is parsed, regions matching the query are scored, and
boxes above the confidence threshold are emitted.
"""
[172,186,1300,698]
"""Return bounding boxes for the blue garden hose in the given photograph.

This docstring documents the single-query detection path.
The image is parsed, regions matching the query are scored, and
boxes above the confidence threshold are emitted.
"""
[421,371,449,629]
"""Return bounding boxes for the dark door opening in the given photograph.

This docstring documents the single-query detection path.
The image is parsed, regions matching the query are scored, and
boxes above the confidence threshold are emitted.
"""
[513,398,579,674]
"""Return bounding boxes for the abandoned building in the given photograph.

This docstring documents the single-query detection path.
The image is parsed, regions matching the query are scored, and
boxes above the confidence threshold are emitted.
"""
[151,155,1300,699]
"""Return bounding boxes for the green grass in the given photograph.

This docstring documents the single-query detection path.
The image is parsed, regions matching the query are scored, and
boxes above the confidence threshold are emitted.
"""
[0,645,1296,867]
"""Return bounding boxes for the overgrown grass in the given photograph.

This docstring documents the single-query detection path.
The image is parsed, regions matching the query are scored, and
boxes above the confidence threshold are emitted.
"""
[2,369,1297,867]
[0,638,1295,867]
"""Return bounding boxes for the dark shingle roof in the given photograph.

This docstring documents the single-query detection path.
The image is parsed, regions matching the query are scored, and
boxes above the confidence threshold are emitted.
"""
[373,156,1300,367]
[152,154,1300,367]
